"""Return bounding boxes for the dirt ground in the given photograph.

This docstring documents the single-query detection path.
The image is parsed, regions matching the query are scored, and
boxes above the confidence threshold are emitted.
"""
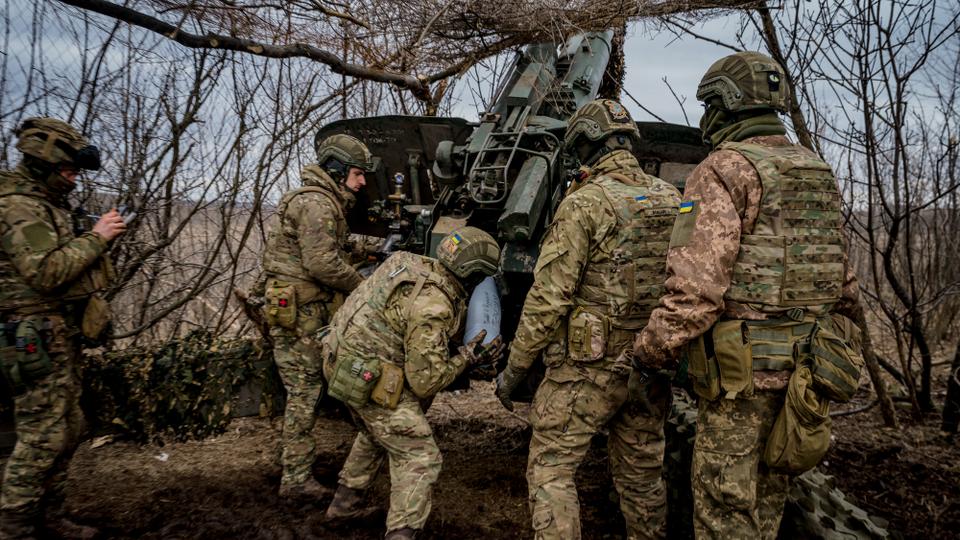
[2,379,959,539]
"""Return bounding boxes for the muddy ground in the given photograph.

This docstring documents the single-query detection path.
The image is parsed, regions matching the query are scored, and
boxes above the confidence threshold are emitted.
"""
[2,380,959,539]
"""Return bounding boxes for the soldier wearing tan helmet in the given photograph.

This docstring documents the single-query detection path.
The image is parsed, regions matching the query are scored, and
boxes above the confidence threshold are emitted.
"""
[627,52,862,538]
[322,227,505,540]
[1,118,125,538]
[496,99,681,540]
[261,133,375,500]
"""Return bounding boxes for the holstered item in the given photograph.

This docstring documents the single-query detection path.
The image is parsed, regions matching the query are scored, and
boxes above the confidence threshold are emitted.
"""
[807,314,864,402]
[370,362,405,409]
[81,293,112,340]
[713,320,753,399]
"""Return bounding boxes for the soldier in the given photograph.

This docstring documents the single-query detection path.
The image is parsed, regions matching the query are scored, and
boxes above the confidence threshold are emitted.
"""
[0,118,125,538]
[322,227,505,540]
[495,99,681,540]
[627,52,860,539]
[261,133,374,499]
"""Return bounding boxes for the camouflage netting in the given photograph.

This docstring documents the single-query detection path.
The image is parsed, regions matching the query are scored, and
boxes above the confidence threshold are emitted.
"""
[79,330,284,443]
[663,393,892,539]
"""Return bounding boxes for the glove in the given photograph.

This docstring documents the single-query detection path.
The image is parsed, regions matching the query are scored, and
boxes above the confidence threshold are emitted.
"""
[459,330,506,368]
[495,364,528,412]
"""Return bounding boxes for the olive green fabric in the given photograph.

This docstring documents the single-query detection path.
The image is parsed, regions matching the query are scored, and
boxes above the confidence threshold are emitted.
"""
[696,51,790,113]
[763,365,831,474]
[700,110,787,148]
[719,141,845,314]
[806,314,864,402]
[14,118,91,167]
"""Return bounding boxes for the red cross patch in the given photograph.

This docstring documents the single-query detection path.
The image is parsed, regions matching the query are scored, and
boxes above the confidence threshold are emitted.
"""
[25,343,37,354]
[278,298,288,307]
[362,371,374,382]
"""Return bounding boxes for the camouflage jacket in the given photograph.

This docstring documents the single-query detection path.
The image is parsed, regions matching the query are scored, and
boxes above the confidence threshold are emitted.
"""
[331,251,469,399]
[634,135,859,371]
[508,150,680,371]
[0,164,108,315]
[262,166,363,304]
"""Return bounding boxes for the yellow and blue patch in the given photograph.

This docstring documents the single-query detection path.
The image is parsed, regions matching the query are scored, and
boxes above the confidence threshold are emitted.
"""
[451,233,462,245]
[679,201,695,214]
[634,195,648,202]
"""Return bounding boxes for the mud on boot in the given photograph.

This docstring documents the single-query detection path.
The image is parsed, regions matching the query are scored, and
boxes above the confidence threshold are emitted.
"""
[323,485,378,522]
[278,478,334,501]
[384,527,418,540]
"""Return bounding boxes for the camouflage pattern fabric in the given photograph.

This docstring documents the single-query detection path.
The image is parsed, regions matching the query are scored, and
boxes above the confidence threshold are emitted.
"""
[338,395,439,531]
[506,150,679,539]
[80,330,280,441]
[1,323,84,531]
[528,368,672,540]
[328,252,470,532]
[692,390,788,539]
[262,165,362,488]
[271,301,328,488]
[633,134,860,539]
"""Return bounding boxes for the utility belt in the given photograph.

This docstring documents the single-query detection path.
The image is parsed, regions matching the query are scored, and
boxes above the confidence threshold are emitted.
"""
[325,333,406,411]
[565,305,644,365]
[686,310,864,403]
[263,276,341,330]
[0,316,59,395]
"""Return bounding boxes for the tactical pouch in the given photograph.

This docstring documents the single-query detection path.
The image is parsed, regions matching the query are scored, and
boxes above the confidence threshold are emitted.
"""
[764,364,831,474]
[567,308,607,362]
[713,320,754,399]
[12,319,54,388]
[81,293,112,341]
[327,353,381,409]
[370,362,404,409]
[685,335,720,401]
[807,314,864,402]
[264,280,297,330]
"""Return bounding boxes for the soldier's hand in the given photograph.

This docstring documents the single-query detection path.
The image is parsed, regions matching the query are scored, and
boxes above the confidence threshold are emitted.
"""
[495,364,527,412]
[459,330,506,367]
[93,209,127,241]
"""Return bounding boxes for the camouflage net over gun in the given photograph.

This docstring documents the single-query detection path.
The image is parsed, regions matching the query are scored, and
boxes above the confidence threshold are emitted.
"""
[79,329,284,443]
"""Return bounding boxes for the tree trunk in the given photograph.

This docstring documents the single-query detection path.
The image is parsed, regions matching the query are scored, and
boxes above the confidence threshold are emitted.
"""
[941,341,960,433]
[856,309,899,428]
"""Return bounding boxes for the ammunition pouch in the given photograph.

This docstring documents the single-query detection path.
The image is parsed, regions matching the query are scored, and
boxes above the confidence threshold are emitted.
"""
[806,314,863,403]
[264,279,298,330]
[0,318,54,394]
[370,362,405,409]
[567,307,607,362]
[81,293,112,341]
[687,320,754,401]
[764,364,831,474]
[327,349,381,409]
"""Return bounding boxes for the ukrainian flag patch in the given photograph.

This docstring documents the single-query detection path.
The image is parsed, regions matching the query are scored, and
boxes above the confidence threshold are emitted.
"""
[634,195,648,202]
[679,201,695,214]
[451,233,462,245]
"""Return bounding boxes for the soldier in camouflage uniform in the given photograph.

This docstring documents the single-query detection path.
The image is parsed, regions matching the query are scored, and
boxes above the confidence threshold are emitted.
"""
[0,118,126,538]
[322,227,505,540]
[495,99,681,540]
[261,133,374,499]
[626,52,860,539]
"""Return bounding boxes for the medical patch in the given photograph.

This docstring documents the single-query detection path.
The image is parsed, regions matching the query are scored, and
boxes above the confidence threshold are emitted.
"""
[679,201,695,214]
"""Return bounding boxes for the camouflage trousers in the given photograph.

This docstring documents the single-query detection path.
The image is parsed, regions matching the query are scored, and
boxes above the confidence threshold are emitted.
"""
[270,300,330,488]
[338,393,440,531]
[1,323,84,528]
[527,364,671,540]
[692,389,788,540]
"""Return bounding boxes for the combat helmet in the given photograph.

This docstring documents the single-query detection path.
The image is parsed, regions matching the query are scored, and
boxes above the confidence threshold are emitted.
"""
[315,134,374,178]
[696,51,789,113]
[436,226,500,280]
[564,99,641,152]
[15,117,101,170]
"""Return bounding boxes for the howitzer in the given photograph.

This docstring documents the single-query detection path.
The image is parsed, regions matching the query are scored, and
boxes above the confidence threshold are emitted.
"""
[316,30,710,399]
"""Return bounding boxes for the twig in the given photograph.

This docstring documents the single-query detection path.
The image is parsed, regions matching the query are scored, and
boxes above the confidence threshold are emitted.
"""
[830,399,879,417]
[622,87,668,123]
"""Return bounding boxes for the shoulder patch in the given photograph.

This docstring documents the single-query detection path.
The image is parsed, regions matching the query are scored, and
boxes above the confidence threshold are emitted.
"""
[679,201,695,214]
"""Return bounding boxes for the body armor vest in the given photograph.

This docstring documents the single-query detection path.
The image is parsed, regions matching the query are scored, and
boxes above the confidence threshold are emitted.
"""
[719,141,846,314]
[332,251,465,368]
[574,174,680,328]
[0,169,111,314]
[262,185,348,301]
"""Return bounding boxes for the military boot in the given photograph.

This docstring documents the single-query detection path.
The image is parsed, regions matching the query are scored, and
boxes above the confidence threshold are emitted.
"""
[0,509,40,540]
[384,527,418,540]
[323,485,378,522]
[278,478,334,501]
